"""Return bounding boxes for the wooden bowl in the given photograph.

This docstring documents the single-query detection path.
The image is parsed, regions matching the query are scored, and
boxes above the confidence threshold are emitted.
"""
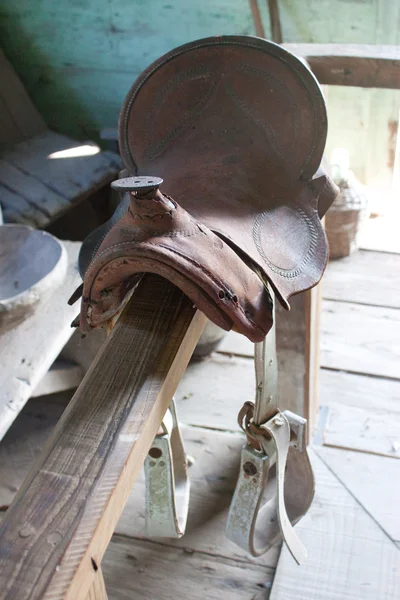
[0,225,67,332]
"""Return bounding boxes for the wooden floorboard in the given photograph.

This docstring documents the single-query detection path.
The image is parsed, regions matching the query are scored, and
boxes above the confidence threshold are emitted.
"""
[270,448,400,600]
[176,354,254,431]
[319,369,400,415]
[103,535,275,600]
[321,299,400,379]
[323,250,400,308]
[322,402,400,459]
[0,393,70,508]
[316,446,400,542]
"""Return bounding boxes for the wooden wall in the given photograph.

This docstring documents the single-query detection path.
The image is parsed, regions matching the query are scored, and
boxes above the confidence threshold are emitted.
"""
[1,0,399,188]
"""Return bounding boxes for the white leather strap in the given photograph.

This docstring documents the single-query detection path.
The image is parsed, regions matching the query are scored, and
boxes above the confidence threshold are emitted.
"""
[144,398,190,538]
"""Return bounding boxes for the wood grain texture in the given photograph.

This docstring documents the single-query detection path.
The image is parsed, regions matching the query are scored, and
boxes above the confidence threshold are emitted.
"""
[316,446,400,542]
[0,275,206,600]
[270,448,400,600]
[0,394,70,508]
[321,299,400,379]
[319,368,400,415]
[176,354,254,431]
[103,535,275,600]
[323,250,400,308]
[0,241,81,441]
[85,569,108,600]
[323,403,400,459]
[0,49,46,149]
[0,131,121,227]
[283,43,400,88]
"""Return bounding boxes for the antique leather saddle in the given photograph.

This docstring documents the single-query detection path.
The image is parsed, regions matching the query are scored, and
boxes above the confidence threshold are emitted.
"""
[73,36,338,341]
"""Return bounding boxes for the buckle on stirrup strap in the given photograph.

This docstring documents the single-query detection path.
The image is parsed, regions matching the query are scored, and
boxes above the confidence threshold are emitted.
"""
[144,398,190,538]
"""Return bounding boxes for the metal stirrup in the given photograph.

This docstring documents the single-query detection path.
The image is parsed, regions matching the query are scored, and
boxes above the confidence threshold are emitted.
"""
[226,293,311,564]
[144,398,190,538]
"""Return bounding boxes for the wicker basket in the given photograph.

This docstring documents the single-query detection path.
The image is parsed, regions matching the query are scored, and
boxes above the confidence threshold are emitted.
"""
[326,175,369,259]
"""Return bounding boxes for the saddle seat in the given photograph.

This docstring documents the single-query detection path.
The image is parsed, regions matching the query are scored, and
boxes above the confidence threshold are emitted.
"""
[74,36,338,341]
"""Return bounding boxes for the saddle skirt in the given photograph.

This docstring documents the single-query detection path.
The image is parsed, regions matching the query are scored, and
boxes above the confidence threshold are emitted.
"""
[76,36,338,341]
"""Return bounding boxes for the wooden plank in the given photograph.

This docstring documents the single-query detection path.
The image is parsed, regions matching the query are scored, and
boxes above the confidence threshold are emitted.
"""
[0,275,206,600]
[0,49,46,149]
[320,368,400,416]
[0,394,70,509]
[0,184,47,228]
[31,361,84,397]
[321,299,400,379]
[85,569,108,600]
[270,448,400,600]
[316,446,400,542]
[0,241,81,441]
[1,131,121,210]
[283,44,400,89]
[0,158,70,221]
[323,250,400,308]
[267,0,282,43]
[103,535,275,600]
[116,425,280,568]
[176,354,254,431]
[322,403,400,459]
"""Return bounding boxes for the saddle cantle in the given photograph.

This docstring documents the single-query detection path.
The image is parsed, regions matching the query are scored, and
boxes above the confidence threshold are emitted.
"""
[76,36,338,340]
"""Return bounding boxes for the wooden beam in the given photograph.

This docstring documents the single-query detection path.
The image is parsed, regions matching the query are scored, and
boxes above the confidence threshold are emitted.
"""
[283,43,400,89]
[85,569,108,600]
[0,274,206,600]
[267,0,283,44]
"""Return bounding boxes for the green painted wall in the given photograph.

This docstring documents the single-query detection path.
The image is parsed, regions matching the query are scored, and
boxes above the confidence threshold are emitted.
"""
[1,0,399,187]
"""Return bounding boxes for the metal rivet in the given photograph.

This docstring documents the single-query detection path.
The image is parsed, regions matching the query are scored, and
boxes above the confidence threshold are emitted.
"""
[19,525,34,538]
[243,461,258,476]
[149,447,162,459]
[274,416,285,427]
[47,532,62,546]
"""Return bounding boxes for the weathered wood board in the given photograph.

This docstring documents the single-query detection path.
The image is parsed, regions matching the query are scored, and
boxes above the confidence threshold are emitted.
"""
[323,250,400,308]
[103,535,275,600]
[0,131,121,227]
[0,393,70,508]
[316,446,400,542]
[270,448,400,600]
[321,299,400,379]
[319,368,400,415]
[176,354,254,431]
[0,276,206,600]
[323,403,400,459]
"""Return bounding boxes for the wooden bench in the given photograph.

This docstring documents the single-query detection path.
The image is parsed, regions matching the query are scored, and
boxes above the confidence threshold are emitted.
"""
[0,49,121,228]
